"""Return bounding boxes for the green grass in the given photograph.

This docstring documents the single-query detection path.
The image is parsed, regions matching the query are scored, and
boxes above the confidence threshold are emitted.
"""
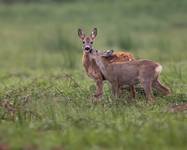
[0,0,187,149]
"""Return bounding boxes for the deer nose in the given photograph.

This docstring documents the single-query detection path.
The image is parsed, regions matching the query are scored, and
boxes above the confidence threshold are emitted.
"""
[85,47,90,50]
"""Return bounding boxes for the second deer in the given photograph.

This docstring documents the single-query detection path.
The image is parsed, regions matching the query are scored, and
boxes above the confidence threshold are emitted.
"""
[89,49,171,103]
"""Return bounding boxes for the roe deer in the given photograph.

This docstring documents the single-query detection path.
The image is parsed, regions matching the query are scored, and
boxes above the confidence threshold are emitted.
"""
[78,28,135,100]
[90,49,171,103]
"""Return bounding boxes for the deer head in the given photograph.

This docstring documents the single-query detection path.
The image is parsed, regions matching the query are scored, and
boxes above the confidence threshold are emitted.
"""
[103,50,114,57]
[78,28,97,53]
[90,49,114,60]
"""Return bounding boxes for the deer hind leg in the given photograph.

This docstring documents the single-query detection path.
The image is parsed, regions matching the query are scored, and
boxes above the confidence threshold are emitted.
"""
[142,80,155,103]
[153,79,171,96]
[94,79,103,99]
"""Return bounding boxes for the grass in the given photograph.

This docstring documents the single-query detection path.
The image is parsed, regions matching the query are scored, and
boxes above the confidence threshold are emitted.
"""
[0,0,187,149]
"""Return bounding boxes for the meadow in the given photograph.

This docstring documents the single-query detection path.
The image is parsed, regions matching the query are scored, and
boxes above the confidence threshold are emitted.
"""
[0,0,187,149]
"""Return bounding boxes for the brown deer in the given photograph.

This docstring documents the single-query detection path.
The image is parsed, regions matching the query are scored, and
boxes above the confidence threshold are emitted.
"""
[89,49,171,103]
[78,28,135,100]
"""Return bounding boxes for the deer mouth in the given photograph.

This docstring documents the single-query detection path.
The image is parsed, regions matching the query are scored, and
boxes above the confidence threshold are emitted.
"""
[84,48,92,53]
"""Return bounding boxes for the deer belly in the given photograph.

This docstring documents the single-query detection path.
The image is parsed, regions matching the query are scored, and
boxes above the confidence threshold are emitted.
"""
[118,75,139,85]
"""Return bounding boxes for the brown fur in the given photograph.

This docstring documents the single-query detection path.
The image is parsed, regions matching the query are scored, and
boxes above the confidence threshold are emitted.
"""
[90,50,171,103]
[107,51,134,63]
[82,51,135,98]
[78,28,135,100]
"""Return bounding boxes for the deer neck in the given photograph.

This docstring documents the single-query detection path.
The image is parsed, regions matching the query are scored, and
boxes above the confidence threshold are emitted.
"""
[94,57,108,77]
[82,52,91,72]
[82,48,96,68]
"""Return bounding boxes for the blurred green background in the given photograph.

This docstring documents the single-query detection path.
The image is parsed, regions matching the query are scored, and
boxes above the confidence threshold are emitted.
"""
[0,0,186,70]
[0,0,187,150]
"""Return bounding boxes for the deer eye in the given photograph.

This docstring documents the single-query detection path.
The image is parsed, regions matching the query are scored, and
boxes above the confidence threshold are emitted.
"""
[83,41,85,44]
[90,41,93,44]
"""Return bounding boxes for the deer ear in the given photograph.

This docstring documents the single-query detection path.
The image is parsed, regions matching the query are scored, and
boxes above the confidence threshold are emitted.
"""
[109,50,114,54]
[91,28,97,40]
[78,28,85,40]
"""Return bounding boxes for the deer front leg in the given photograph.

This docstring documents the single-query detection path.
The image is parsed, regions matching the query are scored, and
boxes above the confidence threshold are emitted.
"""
[94,79,103,99]
[111,83,120,98]
[130,85,136,99]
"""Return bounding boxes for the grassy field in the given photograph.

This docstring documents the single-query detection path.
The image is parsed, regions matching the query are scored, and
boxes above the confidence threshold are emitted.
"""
[0,0,187,149]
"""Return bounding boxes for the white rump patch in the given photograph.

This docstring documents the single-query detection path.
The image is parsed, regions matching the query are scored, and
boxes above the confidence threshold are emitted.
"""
[155,65,162,73]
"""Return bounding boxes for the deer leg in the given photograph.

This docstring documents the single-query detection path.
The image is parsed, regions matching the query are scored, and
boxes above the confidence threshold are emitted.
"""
[111,84,116,97]
[130,85,136,99]
[111,83,120,98]
[115,85,120,98]
[153,79,171,96]
[94,79,103,98]
[142,81,155,103]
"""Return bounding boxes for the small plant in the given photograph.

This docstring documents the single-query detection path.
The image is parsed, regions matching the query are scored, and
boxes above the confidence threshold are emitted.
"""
[0,99,41,123]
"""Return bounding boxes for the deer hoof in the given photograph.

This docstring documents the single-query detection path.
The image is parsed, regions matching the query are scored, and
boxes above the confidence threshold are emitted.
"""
[92,98,101,104]
[90,94,102,104]
[93,93,103,98]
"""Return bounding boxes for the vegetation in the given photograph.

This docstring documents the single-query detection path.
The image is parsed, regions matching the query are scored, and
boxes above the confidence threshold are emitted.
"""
[0,0,187,149]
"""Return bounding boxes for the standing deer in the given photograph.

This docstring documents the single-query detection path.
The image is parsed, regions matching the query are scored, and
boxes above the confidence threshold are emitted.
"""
[78,28,135,100]
[89,49,171,103]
